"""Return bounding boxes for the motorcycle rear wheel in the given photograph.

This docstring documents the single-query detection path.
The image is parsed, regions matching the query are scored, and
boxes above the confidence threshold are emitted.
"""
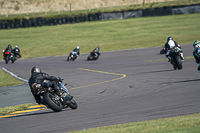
[43,93,63,112]
[5,56,9,64]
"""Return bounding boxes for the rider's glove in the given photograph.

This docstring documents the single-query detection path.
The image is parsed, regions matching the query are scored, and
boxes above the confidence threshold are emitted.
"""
[58,77,62,82]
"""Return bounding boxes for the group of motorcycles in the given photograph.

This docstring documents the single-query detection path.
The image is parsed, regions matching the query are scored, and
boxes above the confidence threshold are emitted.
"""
[3,50,16,64]
[3,45,21,64]
[67,47,101,61]
[38,47,101,112]
[1,44,183,112]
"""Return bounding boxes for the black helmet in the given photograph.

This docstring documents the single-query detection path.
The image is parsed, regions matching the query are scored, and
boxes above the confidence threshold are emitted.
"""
[167,36,173,42]
[31,66,41,74]
[8,44,12,48]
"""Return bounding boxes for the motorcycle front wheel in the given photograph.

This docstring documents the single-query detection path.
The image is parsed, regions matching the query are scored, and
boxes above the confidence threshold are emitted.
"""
[43,92,63,112]
[11,57,15,63]
[69,99,78,109]
[174,55,182,70]
[87,55,92,60]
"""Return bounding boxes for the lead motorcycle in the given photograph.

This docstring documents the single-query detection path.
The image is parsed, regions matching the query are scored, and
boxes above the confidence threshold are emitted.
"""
[34,79,78,112]
[170,46,183,70]
[67,51,78,61]
[3,50,15,64]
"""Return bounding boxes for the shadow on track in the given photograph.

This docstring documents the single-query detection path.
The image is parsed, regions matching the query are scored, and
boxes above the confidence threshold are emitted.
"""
[138,69,174,74]
[164,79,200,84]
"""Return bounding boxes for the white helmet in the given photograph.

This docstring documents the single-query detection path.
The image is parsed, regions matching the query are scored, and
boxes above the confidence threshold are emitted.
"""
[76,46,80,49]
[15,45,18,48]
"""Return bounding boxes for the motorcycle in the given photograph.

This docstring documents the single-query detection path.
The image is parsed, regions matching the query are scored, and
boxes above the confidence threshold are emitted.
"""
[67,51,78,61]
[34,79,78,112]
[170,46,183,70]
[87,50,100,61]
[3,50,16,64]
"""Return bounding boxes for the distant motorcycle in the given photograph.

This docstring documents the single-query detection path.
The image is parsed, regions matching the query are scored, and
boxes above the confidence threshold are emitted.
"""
[67,51,78,61]
[3,50,15,64]
[87,48,101,61]
[33,79,78,112]
[170,46,183,70]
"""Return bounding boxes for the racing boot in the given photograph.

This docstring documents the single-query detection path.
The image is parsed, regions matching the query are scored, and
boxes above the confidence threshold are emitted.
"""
[167,56,172,63]
[180,53,184,60]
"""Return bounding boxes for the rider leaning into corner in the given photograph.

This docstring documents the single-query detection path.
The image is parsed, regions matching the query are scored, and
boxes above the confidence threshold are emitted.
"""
[192,40,200,71]
[163,36,184,68]
[28,66,62,105]
[13,45,21,58]
[73,46,80,56]
[93,46,101,58]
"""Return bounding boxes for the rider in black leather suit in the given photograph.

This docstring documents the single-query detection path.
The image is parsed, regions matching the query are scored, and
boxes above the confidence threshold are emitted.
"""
[28,66,62,104]
[3,44,13,59]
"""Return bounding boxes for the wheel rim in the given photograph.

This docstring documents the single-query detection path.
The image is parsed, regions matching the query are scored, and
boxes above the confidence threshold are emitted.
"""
[49,93,62,107]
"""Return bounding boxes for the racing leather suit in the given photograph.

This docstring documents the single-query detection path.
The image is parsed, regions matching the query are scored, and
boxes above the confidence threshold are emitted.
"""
[13,47,21,58]
[193,44,200,71]
[92,47,100,58]
[73,48,80,56]
[28,72,61,104]
[3,46,13,59]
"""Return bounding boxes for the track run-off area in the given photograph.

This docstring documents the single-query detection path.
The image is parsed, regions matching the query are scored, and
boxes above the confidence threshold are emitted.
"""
[0,44,200,133]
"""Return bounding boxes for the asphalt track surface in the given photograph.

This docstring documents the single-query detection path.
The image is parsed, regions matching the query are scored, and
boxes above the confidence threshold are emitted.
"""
[1,44,200,133]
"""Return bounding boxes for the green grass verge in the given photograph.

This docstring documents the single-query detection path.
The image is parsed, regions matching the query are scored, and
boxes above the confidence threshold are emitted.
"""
[0,103,34,115]
[0,13,200,60]
[68,113,200,133]
[0,68,24,87]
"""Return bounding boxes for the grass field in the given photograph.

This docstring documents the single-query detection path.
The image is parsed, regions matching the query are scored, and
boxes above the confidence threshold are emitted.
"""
[0,68,23,87]
[1,13,200,60]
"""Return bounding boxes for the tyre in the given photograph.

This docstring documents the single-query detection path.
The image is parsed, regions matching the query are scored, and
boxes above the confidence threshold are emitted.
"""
[67,56,70,61]
[43,93,63,112]
[160,49,165,54]
[5,56,9,64]
[69,99,78,109]
[87,55,91,60]
[174,55,182,70]
[11,57,15,63]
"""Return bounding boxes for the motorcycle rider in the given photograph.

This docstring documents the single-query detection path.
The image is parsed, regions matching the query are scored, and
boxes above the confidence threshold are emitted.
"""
[3,44,13,60]
[73,46,80,56]
[192,40,200,71]
[164,37,184,68]
[28,66,62,105]
[92,47,100,58]
[13,45,21,58]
